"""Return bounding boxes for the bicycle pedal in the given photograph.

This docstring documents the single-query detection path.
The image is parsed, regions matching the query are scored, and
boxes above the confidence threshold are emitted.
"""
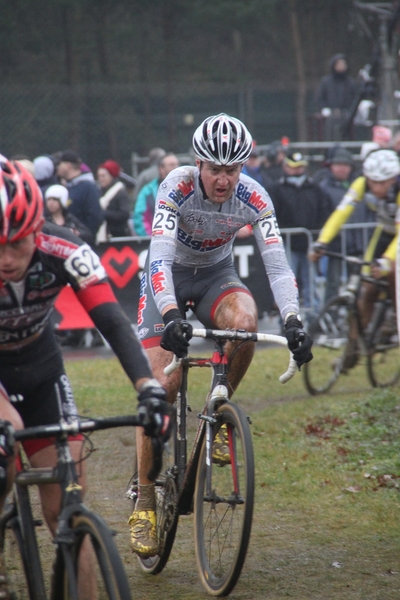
[34,519,43,527]
[246,416,252,425]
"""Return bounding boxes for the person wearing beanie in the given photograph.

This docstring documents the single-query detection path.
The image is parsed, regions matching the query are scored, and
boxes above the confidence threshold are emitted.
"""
[45,184,94,246]
[96,160,132,242]
[33,155,58,194]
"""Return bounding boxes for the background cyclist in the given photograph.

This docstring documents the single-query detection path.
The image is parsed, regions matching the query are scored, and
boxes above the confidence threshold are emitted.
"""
[0,156,169,599]
[309,148,400,369]
[130,113,313,559]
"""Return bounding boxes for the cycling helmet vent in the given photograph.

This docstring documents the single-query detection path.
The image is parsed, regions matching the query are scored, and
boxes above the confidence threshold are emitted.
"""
[362,149,400,182]
[0,158,43,243]
[193,113,253,165]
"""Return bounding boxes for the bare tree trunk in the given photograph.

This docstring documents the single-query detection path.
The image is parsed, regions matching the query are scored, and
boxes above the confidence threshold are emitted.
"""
[289,0,308,141]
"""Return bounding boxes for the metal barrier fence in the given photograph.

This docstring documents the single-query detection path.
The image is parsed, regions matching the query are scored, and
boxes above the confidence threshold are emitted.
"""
[281,222,377,314]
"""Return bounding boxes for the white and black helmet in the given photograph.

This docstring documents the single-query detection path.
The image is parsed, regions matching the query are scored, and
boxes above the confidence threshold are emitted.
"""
[363,149,400,181]
[192,113,253,165]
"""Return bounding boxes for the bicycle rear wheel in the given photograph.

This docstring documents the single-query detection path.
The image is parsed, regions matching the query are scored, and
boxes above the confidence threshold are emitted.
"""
[303,295,354,395]
[130,425,178,575]
[366,302,400,388]
[194,402,254,596]
[52,511,132,600]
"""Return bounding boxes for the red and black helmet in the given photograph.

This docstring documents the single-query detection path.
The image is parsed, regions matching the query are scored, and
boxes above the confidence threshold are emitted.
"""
[0,156,44,243]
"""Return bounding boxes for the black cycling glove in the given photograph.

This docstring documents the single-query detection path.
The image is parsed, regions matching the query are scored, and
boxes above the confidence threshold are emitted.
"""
[160,309,193,358]
[284,316,313,368]
[137,379,171,442]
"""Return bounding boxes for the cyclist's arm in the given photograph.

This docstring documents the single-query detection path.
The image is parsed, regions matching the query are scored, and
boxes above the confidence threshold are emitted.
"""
[253,210,300,321]
[77,283,153,387]
[317,176,366,245]
[382,193,400,262]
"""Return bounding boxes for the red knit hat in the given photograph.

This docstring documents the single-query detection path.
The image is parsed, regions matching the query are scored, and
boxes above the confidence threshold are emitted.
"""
[99,160,120,178]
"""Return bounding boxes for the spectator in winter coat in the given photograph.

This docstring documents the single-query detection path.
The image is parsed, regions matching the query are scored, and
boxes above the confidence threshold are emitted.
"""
[96,160,132,242]
[133,153,180,236]
[268,152,334,307]
[44,184,94,246]
[56,150,103,237]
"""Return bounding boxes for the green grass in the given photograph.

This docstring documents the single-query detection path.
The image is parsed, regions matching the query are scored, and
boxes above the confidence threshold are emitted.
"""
[63,349,400,599]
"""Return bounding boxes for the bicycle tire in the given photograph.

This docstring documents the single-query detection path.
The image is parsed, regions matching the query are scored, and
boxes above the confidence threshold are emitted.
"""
[132,424,179,575]
[194,401,254,597]
[51,510,132,600]
[303,295,355,395]
[366,301,400,388]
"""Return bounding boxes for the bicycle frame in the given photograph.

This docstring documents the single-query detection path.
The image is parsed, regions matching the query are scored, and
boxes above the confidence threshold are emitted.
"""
[166,330,296,515]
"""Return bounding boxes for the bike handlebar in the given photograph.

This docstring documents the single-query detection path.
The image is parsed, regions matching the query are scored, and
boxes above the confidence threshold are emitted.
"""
[14,415,142,441]
[164,329,298,384]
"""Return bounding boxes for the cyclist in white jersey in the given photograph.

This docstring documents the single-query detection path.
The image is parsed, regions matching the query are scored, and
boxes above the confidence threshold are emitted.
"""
[130,113,313,558]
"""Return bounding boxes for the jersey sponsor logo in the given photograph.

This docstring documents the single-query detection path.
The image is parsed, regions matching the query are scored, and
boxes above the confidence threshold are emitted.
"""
[0,287,12,305]
[37,233,79,259]
[237,183,267,213]
[138,327,149,339]
[177,228,234,252]
[0,304,49,328]
[59,374,77,417]
[65,244,106,289]
[137,294,147,326]
[168,179,195,205]
[154,323,165,333]
[186,213,207,227]
[150,260,166,294]
[216,217,244,229]
[221,281,241,289]
[137,273,148,326]
[27,286,62,301]
[157,200,178,215]
[28,271,56,289]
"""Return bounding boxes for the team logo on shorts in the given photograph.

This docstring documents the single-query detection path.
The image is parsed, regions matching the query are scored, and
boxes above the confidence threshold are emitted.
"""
[154,323,165,333]
[138,327,149,339]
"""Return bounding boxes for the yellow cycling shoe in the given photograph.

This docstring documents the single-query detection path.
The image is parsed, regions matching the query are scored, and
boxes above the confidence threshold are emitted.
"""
[212,423,231,465]
[128,510,159,558]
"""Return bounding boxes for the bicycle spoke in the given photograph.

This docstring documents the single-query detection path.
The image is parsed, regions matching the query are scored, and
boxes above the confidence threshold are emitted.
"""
[194,403,254,596]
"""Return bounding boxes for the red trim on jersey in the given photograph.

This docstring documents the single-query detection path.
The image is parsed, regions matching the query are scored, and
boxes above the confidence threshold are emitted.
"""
[22,434,84,460]
[76,282,118,312]
[36,232,79,259]
[142,336,162,349]
[210,287,252,321]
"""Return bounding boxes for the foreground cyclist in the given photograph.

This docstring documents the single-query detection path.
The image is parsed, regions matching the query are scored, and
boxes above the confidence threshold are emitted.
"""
[309,148,400,370]
[0,156,170,599]
[131,113,313,558]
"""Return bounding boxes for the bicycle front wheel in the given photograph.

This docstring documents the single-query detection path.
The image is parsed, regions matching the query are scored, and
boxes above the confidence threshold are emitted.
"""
[0,487,46,600]
[366,302,400,388]
[194,402,254,597]
[303,295,354,395]
[52,511,132,600]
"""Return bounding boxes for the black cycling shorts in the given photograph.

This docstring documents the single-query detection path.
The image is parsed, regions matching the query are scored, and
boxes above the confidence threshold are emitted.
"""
[0,327,81,457]
[138,255,252,349]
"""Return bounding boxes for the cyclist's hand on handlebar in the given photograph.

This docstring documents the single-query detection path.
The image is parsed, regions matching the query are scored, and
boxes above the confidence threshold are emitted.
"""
[371,257,392,279]
[308,241,326,263]
[137,379,172,442]
[160,308,193,358]
[284,316,313,368]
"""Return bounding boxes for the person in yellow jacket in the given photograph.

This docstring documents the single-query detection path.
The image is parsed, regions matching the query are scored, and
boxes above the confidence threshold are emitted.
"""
[309,148,400,368]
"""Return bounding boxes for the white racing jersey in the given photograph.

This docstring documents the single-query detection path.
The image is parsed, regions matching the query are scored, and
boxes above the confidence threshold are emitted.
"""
[148,166,300,319]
